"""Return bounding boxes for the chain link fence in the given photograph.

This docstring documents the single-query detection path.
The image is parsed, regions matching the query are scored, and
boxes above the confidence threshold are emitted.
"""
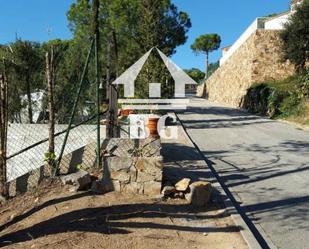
[6,112,108,196]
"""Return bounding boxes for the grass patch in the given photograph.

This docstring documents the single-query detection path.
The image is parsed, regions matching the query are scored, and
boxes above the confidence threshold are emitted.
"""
[244,70,309,125]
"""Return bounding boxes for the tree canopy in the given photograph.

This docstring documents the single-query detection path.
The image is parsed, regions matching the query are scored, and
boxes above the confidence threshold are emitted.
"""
[191,34,221,78]
[0,40,44,123]
[281,0,309,71]
[207,61,220,78]
[67,0,191,63]
[67,0,191,99]
[191,34,221,55]
[184,68,205,84]
[0,0,192,123]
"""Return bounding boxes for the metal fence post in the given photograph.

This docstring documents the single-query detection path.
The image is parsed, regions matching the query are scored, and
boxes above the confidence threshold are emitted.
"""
[0,70,8,198]
[93,0,101,168]
[55,38,95,176]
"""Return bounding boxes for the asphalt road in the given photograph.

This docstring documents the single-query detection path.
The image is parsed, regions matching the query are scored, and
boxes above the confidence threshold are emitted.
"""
[177,98,309,249]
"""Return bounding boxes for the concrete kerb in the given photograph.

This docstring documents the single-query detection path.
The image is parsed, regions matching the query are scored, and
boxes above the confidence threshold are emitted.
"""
[174,112,267,249]
[218,183,277,249]
[215,183,266,249]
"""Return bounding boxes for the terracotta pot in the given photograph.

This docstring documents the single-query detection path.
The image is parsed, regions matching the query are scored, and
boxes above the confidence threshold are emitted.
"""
[120,109,136,117]
[147,117,160,137]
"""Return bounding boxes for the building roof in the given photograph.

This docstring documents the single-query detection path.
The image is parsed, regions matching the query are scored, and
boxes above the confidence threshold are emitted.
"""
[221,46,231,51]
[265,11,290,22]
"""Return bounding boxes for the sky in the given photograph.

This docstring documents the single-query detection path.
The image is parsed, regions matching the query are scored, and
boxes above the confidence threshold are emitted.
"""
[0,0,291,71]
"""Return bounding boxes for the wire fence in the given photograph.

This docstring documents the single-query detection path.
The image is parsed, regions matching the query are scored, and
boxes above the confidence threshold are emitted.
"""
[6,111,108,196]
[1,22,112,197]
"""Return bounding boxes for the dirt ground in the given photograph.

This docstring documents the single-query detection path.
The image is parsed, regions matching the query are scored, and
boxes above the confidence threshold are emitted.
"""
[0,179,248,249]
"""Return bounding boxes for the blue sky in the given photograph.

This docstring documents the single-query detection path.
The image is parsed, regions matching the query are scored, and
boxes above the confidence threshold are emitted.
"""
[0,0,291,70]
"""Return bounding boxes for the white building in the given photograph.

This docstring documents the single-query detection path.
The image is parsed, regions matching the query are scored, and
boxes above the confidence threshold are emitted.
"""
[220,0,303,66]
[20,90,46,123]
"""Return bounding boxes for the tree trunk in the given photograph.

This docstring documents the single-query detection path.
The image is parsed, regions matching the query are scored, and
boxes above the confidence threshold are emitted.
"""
[111,30,119,137]
[106,37,113,138]
[46,50,55,176]
[106,31,119,138]
[26,75,33,123]
[92,0,102,167]
[205,52,209,79]
[0,71,8,198]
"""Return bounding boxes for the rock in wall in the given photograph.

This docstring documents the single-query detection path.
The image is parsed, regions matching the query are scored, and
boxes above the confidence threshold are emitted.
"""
[204,30,295,107]
[251,30,294,83]
[102,138,163,196]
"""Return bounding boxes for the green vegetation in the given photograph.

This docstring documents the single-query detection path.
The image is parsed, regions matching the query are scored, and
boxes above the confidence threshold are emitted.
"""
[207,61,219,79]
[281,0,309,72]
[68,0,191,100]
[265,13,279,18]
[244,71,309,125]
[184,62,219,86]
[244,0,309,125]
[0,0,192,123]
[184,68,205,84]
[191,34,221,78]
[44,152,57,162]
[184,61,219,85]
[0,40,45,123]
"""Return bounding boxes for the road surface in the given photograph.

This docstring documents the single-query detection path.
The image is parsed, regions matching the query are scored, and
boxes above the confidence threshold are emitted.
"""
[177,98,309,249]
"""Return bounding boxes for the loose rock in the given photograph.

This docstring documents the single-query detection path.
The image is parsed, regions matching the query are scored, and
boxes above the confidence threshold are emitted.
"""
[185,181,212,207]
[175,178,191,191]
[173,191,185,199]
[91,180,110,194]
[161,185,176,196]
[10,214,15,220]
[68,187,77,193]
[61,170,92,191]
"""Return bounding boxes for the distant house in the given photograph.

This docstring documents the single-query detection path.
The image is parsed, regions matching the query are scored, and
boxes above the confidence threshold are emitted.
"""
[20,90,46,123]
[19,90,93,124]
[221,46,231,57]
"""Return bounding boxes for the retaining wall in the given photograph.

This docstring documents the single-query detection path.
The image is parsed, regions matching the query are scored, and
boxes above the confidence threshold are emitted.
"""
[204,30,295,107]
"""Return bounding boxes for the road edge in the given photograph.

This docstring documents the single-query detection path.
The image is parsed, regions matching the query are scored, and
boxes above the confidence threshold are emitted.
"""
[175,112,270,249]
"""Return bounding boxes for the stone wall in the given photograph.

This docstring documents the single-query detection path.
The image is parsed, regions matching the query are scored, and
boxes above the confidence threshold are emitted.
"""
[102,138,162,196]
[104,156,162,196]
[8,142,97,197]
[251,30,294,83]
[204,30,295,107]
[7,138,163,198]
[8,137,163,197]
[196,84,205,97]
